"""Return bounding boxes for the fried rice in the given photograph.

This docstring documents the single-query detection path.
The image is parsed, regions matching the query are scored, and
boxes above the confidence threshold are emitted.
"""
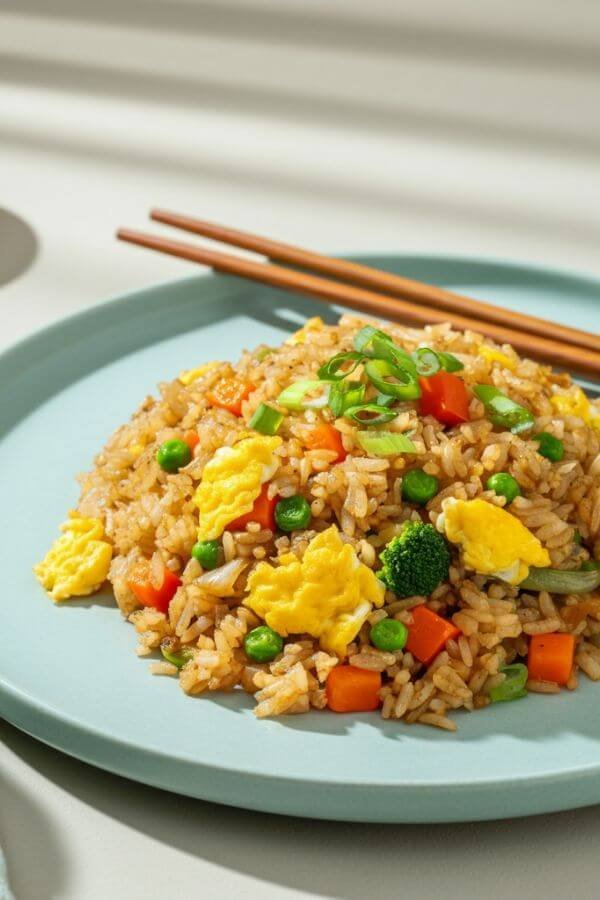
[35,314,600,730]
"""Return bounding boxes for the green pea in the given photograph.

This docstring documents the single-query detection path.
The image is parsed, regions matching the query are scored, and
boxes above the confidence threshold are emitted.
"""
[534,432,564,462]
[156,439,192,473]
[370,618,408,652]
[275,495,311,532]
[191,540,220,570]
[486,472,521,504]
[401,469,439,505]
[244,626,283,662]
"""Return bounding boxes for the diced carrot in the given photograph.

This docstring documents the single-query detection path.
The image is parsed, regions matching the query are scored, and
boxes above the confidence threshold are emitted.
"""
[183,429,200,450]
[326,665,381,713]
[405,605,460,665]
[304,423,347,462]
[419,372,470,426]
[207,377,254,416]
[528,633,575,686]
[127,560,181,614]
[228,483,278,531]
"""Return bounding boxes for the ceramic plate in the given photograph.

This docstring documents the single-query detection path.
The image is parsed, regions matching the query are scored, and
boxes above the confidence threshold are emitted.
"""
[1,256,599,822]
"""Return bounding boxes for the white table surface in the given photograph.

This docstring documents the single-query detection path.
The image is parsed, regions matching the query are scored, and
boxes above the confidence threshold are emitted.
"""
[2,3,600,897]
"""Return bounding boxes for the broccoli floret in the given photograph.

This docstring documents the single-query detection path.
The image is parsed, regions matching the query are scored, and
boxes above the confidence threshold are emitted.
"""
[379,521,450,598]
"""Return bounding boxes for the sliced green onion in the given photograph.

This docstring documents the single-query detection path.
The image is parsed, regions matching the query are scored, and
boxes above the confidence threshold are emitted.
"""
[520,566,600,594]
[248,402,284,435]
[365,359,421,400]
[317,351,364,382]
[355,430,417,456]
[371,336,417,374]
[581,560,600,571]
[328,381,366,416]
[413,347,464,376]
[277,380,329,411]
[345,403,397,426]
[437,350,464,373]
[376,392,396,407]
[353,325,389,353]
[489,663,528,703]
[351,325,418,375]
[474,384,535,434]
[413,347,441,376]
[161,645,195,669]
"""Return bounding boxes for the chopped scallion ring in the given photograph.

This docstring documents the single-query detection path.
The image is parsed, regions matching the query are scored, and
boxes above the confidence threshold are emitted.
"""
[413,347,441,377]
[277,380,329,411]
[248,403,284,435]
[344,403,397,425]
[317,351,364,382]
[365,359,421,400]
[355,430,417,455]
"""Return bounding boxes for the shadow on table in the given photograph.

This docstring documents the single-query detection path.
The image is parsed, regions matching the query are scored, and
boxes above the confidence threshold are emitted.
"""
[3,720,600,900]
[0,209,38,289]
[0,759,67,900]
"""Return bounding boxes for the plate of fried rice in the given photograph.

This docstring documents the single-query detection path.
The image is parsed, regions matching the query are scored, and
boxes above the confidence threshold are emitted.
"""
[1,255,600,822]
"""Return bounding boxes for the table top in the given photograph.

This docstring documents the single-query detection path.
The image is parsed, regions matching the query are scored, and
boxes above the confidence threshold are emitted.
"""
[2,3,600,896]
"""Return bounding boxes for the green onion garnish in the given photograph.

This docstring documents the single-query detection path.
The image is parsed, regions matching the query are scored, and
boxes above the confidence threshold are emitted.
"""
[277,380,329,411]
[345,403,397,425]
[371,336,417,373]
[413,347,464,376]
[474,385,535,435]
[317,351,364,382]
[437,350,464,373]
[355,430,417,455]
[161,645,195,669]
[248,402,284,435]
[519,566,600,594]
[365,359,421,400]
[413,347,441,376]
[376,392,396,407]
[489,663,528,703]
[353,325,388,353]
[328,381,366,417]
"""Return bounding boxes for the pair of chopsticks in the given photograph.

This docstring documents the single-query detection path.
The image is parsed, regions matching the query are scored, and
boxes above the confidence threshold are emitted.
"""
[117,211,600,379]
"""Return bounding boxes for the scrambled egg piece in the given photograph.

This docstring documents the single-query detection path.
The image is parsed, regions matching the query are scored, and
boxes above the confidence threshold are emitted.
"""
[34,515,112,601]
[179,361,220,386]
[478,345,517,371]
[551,387,600,432]
[285,316,324,345]
[194,435,282,540]
[244,526,385,656]
[441,498,550,585]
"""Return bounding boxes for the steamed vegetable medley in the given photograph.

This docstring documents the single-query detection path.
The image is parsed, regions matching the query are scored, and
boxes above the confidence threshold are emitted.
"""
[35,316,600,729]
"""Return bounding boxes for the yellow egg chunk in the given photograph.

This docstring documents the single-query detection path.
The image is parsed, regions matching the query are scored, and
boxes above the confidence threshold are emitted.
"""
[442,498,550,585]
[178,361,220,386]
[244,526,385,656]
[194,435,282,541]
[284,316,324,345]
[34,515,112,601]
[478,345,517,370]
[551,387,590,422]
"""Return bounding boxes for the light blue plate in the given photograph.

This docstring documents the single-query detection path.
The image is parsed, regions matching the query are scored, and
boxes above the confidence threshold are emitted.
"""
[1,256,599,823]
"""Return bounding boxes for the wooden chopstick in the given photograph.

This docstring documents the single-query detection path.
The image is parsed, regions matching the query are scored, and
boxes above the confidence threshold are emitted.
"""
[150,209,600,355]
[117,227,600,379]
